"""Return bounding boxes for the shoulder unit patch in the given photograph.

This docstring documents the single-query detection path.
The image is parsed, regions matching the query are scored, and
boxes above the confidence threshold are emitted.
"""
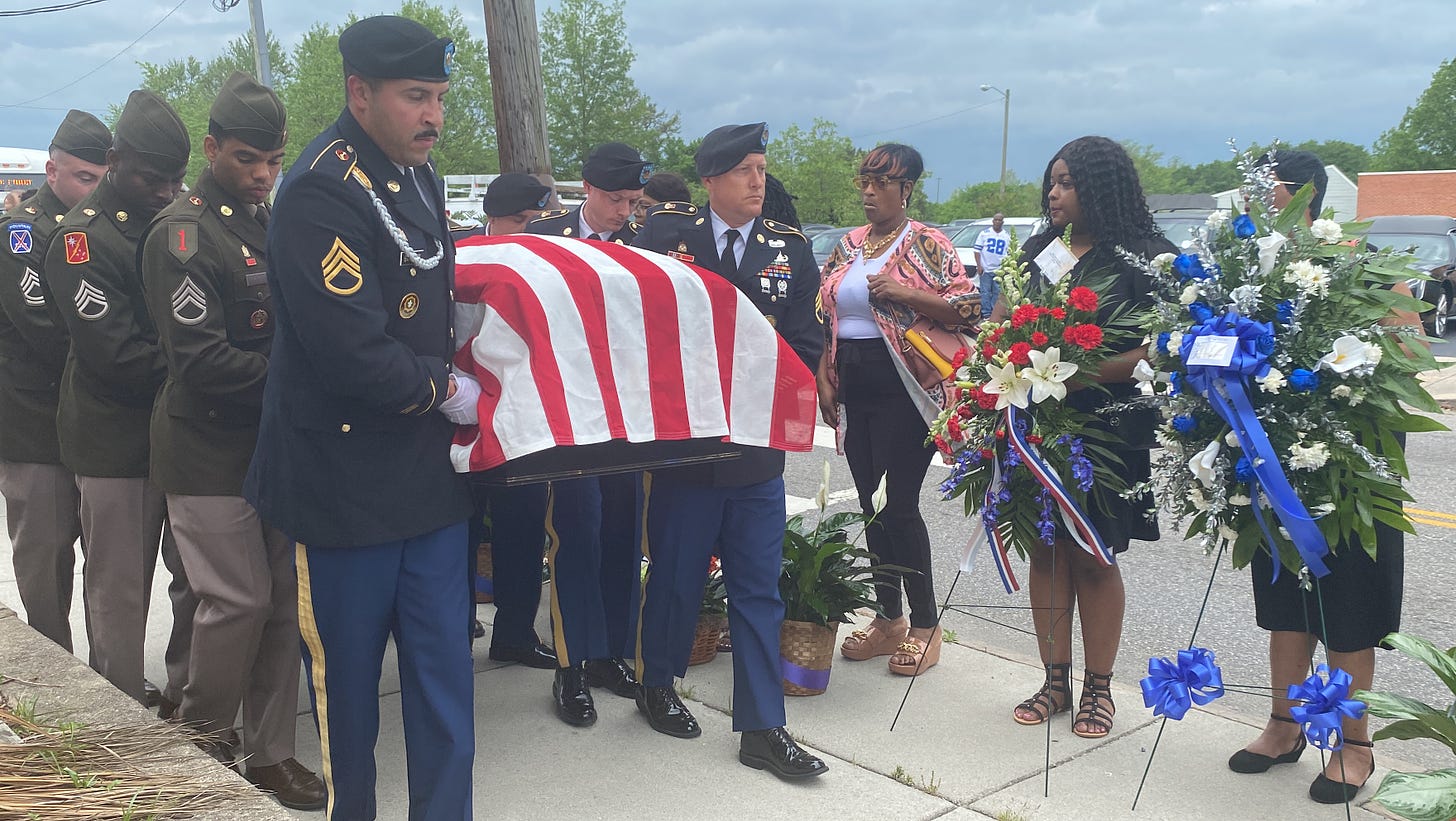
[63,232,90,264]
[8,222,33,255]
[168,220,199,264]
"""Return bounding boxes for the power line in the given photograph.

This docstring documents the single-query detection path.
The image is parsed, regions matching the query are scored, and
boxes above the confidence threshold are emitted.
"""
[0,0,192,109]
[850,98,1000,141]
[0,0,111,17]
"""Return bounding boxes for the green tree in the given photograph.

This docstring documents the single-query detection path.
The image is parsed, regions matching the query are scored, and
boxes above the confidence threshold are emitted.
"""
[539,0,680,178]
[933,176,1042,222]
[1372,57,1456,171]
[767,120,861,226]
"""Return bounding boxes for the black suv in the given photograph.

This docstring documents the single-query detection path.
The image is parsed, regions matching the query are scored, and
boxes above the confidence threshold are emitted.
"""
[1363,215,1456,336]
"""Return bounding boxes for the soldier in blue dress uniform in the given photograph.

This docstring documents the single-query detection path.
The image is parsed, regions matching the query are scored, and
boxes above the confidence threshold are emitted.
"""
[526,144,651,726]
[243,16,477,819]
[631,123,827,779]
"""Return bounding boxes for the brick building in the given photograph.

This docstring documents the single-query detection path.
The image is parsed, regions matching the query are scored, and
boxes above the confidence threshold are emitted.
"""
[1357,170,1456,219]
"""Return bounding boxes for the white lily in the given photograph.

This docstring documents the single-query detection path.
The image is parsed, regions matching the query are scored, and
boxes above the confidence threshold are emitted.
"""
[1257,231,1286,276]
[871,474,888,514]
[1318,334,1369,374]
[814,461,830,511]
[1188,440,1221,488]
[1020,347,1079,404]
[1132,358,1168,391]
[983,361,1032,409]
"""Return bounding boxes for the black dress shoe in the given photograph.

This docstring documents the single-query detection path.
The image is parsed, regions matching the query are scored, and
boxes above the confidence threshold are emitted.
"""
[472,619,486,640]
[739,726,828,779]
[553,665,597,727]
[489,642,558,669]
[143,680,162,708]
[157,696,180,722]
[635,685,700,738]
[246,758,328,811]
[583,657,643,699]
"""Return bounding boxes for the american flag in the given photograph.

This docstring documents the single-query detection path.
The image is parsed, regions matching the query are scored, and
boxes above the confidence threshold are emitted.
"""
[449,234,818,473]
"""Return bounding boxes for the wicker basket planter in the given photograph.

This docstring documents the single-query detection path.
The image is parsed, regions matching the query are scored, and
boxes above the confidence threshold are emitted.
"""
[687,615,726,666]
[780,619,840,696]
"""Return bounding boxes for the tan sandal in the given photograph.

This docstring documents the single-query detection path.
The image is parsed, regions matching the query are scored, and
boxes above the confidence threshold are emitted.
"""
[840,616,909,660]
[888,625,942,676]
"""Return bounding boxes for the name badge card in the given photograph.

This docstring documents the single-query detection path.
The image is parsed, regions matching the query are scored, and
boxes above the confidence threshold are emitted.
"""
[1185,335,1237,368]
[1034,238,1077,285]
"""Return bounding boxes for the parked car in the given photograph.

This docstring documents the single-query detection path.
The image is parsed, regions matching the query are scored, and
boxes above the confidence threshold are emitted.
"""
[1362,215,1456,336]
[948,217,1044,270]
[811,227,852,271]
[1152,209,1218,246]
[799,223,835,239]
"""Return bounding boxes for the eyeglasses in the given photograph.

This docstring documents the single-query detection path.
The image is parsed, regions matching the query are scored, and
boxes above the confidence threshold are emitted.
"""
[852,174,907,190]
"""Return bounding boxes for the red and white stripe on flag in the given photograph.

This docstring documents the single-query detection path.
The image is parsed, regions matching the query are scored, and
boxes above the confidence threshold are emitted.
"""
[448,234,818,473]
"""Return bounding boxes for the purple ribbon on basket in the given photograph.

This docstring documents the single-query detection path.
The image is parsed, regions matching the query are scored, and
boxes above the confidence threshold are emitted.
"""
[1288,664,1367,751]
[1140,646,1225,720]
[781,656,831,691]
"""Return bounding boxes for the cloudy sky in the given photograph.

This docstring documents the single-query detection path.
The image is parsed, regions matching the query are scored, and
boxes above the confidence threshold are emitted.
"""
[0,0,1448,197]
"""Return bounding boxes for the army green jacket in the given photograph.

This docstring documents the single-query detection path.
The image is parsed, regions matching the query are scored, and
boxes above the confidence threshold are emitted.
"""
[47,176,167,478]
[142,169,272,496]
[0,185,71,463]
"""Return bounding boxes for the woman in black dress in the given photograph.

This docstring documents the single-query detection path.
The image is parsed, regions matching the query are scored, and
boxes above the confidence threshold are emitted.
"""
[995,136,1176,738]
[1227,150,1416,805]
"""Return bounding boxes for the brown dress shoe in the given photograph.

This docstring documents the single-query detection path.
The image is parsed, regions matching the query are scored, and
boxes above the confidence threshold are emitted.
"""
[245,758,328,811]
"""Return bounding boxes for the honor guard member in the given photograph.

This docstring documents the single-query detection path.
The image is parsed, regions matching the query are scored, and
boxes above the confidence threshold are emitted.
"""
[46,91,197,708]
[455,173,557,668]
[0,110,110,651]
[632,123,827,779]
[527,144,651,726]
[140,73,326,810]
[243,16,476,819]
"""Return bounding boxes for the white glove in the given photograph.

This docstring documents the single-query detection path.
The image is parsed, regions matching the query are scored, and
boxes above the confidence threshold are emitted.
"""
[438,373,481,425]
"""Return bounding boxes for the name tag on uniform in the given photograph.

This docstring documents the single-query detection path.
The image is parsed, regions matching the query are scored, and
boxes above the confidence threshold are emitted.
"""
[1034,237,1077,285]
[245,271,268,287]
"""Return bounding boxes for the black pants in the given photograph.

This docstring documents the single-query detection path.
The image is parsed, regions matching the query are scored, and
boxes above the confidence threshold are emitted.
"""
[837,338,938,629]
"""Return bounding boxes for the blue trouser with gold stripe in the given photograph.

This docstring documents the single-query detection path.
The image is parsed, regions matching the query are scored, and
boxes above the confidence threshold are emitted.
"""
[296,521,474,821]
[545,478,609,666]
[637,475,787,732]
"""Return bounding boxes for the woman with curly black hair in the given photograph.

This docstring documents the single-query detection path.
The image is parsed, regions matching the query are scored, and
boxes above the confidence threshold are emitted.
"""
[994,136,1175,738]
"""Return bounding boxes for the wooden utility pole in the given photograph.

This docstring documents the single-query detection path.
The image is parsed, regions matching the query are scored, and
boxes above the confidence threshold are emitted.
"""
[483,0,557,202]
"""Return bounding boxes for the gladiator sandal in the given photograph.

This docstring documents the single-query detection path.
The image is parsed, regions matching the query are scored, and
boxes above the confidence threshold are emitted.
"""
[1013,662,1072,726]
[1072,670,1116,739]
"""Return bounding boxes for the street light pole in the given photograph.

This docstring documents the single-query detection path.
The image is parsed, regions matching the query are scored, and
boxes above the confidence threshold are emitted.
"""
[248,0,273,88]
[980,84,1010,194]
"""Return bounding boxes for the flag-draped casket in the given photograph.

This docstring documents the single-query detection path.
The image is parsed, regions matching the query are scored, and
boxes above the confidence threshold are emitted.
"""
[449,234,817,482]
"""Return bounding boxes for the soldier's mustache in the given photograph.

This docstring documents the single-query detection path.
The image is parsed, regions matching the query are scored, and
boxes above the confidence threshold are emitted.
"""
[414,129,440,140]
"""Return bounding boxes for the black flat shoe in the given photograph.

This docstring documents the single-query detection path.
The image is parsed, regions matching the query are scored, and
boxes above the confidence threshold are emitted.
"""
[552,665,597,727]
[489,642,558,670]
[583,657,642,699]
[1309,739,1375,804]
[1229,714,1307,774]
[471,619,486,640]
[635,685,700,738]
[739,726,828,779]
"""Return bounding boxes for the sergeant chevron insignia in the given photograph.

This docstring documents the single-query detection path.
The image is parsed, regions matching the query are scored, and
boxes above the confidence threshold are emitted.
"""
[73,279,108,320]
[322,237,362,295]
[19,267,44,307]
[170,276,208,325]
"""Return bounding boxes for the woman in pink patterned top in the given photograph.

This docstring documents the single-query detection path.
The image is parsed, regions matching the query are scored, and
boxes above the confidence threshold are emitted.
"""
[816,143,977,677]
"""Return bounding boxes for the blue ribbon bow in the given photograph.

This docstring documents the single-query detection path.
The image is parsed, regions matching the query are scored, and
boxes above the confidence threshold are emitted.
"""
[1140,647,1225,720]
[1288,665,1367,750]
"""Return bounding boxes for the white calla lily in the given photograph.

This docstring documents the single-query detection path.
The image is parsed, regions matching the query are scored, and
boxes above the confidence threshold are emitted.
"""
[1318,334,1369,374]
[983,361,1032,409]
[1188,440,1221,488]
[1132,358,1169,391]
[871,474,888,514]
[814,460,830,511]
[1020,347,1080,404]
[1256,231,1286,276]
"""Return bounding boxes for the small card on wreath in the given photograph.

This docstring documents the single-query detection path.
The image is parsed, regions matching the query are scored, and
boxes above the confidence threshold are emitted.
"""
[1034,238,1077,284]
[1185,335,1237,368]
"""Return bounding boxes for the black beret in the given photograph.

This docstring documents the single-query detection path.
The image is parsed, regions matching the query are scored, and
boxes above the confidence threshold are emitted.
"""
[582,142,652,192]
[694,122,768,178]
[210,71,287,151]
[484,172,551,216]
[114,90,190,168]
[340,15,455,83]
[50,109,111,165]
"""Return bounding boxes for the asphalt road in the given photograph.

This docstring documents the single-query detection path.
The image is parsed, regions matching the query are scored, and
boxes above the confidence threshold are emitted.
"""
[780,413,1456,772]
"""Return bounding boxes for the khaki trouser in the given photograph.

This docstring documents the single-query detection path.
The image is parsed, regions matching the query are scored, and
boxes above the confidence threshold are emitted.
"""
[75,475,196,705]
[0,461,83,651]
[168,494,299,766]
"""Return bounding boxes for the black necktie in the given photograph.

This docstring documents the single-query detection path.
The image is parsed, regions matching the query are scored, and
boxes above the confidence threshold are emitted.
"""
[409,167,437,218]
[254,205,269,229]
[719,229,740,279]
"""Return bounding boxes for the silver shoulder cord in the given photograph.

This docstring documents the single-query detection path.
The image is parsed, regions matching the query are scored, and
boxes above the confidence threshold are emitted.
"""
[366,187,445,270]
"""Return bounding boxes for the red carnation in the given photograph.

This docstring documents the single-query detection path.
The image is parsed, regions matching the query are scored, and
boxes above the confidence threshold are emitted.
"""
[1050,307,1067,320]
[981,343,998,360]
[957,404,974,419]
[1027,434,1043,445]
[947,416,962,439]
[979,448,996,459]
[934,435,952,456]
[1009,341,1033,365]
[1062,323,1105,350]
[1068,286,1099,312]
[1031,331,1049,346]
[990,327,1006,342]
[1011,304,1040,329]
[975,389,999,410]
[995,428,1005,439]
[950,348,969,370]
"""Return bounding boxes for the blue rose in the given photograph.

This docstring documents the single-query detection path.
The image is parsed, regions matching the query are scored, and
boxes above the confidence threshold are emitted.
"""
[1206,263,1222,278]
[1156,331,1171,355]
[1235,456,1255,483]
[1233,214,1257,238]
[1289,368,1320,392]
[1169,372,1182,395]
[1255,333,1276,355]
[1276,300,1295,324]
[1188,301,1215,323]
[1172,415,1198,435]
[1173,253,1206,281]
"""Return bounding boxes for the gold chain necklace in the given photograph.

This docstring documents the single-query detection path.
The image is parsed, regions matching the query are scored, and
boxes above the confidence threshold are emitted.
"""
[862,220,906,258]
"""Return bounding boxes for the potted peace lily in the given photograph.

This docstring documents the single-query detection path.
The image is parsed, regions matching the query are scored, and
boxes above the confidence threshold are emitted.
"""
[778,463,887,696]
[1355,632,1456,821]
